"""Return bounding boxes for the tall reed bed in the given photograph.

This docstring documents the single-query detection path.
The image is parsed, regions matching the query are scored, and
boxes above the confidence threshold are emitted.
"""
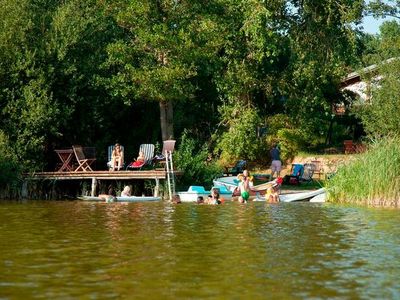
[326,136,400,207]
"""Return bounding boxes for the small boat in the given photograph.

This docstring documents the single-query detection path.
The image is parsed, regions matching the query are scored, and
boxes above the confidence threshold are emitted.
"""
[213,176,238,192]
[177,185,233,202]
[255,188,326,203]
[78,195,161,202]
[213,176,275,195]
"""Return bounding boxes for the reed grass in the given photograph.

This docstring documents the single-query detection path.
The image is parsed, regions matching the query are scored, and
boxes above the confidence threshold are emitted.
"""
[326,136,400,207]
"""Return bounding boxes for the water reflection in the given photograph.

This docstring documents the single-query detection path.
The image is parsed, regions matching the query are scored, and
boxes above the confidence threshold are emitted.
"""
[0,201,399,299]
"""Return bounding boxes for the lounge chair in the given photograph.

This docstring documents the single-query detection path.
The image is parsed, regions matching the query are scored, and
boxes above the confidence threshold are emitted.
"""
[283,163,304,185]
[301,163,315,183]
[126,144,155,170]
[225,160,247,176]
[153,140,176,167]
[72,145,96,171]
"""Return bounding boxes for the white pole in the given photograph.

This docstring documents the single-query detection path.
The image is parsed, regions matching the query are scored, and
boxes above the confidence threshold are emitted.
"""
[165,150,172,200]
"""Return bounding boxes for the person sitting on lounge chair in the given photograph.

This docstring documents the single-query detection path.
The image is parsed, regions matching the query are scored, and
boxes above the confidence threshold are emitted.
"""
[130,151,145,167]
[110,143,124,171]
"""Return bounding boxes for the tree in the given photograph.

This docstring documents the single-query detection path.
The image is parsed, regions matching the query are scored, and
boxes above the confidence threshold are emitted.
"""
[365,0,400,19]
[102,0,224,141]
[0,0,119,170]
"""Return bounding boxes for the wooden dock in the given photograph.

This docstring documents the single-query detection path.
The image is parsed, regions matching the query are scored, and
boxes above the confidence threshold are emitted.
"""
[29,170,168,180]
[24,170,181,197]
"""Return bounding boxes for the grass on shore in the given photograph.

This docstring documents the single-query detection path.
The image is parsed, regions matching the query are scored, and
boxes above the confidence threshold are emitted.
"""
[326,137,400,207]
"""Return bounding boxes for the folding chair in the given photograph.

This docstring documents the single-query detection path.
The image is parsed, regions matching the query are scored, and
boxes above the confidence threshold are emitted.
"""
[72,145,96,171]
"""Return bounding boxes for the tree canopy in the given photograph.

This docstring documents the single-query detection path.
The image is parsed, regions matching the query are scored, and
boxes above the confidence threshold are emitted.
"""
[0,0,397,178]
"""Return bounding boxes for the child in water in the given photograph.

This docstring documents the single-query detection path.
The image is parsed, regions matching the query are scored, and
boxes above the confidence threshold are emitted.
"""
[265,177,283,203]
[206,188,221,205]
[237,170,253,203]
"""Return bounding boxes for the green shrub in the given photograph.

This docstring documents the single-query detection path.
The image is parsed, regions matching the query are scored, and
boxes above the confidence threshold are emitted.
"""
[214,103,263,163]
[265,114,306,162]
[0,131,21,188]
[174,131,223,190]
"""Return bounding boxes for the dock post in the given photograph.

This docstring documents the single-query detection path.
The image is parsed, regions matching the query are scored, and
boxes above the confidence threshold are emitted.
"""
[154,178,159,197]
[21,180,28,199]
[91,178,97,197]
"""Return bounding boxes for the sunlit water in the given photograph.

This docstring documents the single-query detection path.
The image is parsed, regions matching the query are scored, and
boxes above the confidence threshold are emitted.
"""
[1,200,400,299]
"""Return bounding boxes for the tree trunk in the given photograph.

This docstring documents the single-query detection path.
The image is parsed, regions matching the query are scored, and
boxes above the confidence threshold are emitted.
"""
[159,101,174,141]
[166,100,174,139]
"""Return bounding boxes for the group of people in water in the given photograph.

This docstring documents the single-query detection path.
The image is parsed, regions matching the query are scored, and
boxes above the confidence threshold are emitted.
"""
[171,169,283,205]
[108,141,283,204]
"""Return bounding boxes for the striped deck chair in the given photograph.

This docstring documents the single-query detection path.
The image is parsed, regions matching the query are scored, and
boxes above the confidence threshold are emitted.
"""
[126,144,155,170]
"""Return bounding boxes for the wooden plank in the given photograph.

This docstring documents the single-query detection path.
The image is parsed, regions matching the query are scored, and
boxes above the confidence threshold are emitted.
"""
[24,170,182,181]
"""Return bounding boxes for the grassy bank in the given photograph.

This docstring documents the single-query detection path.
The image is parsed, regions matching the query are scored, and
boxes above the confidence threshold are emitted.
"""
[326,137,400,207]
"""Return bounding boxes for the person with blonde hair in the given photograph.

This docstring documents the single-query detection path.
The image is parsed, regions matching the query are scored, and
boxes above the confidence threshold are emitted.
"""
[121,185,131,197]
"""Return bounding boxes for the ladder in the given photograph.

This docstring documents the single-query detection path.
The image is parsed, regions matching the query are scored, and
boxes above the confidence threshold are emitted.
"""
[165,150,175,200]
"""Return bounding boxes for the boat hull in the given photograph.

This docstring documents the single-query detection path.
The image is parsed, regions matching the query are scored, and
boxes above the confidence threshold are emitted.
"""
[255,188,326,203]
[78,195,161,202]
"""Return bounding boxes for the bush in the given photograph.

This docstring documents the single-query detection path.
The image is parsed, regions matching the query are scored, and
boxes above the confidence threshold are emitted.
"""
[174,131,223,190]
[213,103,263,163]
[265,114,306,162]
[0,131,21,188]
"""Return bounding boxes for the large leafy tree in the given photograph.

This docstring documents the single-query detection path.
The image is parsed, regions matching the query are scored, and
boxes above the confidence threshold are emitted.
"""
[0,0,120,170]
[102,0,224,141]
[281,0,364,145]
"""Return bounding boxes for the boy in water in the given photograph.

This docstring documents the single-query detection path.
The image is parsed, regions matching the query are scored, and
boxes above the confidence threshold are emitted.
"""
[237,170,253,203]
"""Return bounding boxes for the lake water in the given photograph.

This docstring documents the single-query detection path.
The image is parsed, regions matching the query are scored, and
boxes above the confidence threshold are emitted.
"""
[1,200,400,299]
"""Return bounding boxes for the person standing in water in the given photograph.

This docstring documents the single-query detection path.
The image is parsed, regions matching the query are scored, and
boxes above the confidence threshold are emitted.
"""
[237,170,253,203]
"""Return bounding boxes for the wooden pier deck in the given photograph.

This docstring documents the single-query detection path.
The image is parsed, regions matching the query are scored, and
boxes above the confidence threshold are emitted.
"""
[24,170,182,197]
[29,170,169,180]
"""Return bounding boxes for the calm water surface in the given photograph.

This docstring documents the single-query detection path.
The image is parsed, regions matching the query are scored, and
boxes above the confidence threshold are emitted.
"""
[1,200,400,299]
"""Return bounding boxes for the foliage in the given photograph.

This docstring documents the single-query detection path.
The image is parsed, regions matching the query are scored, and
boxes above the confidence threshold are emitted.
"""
[358,20,400,66]
[0,0,370,176]
[214,103,263,163]
[174,131,223,190]
[354,59,400,137]
[326,136,400,206]
[0,0,119,171]
[0,131,21,187]
[265,114,306,162]
[365,0,400,19]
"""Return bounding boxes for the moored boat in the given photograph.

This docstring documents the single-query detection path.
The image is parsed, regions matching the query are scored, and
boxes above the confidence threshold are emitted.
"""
[78,195,161,202]
[254,188,326,203]
[177,185,233,202]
